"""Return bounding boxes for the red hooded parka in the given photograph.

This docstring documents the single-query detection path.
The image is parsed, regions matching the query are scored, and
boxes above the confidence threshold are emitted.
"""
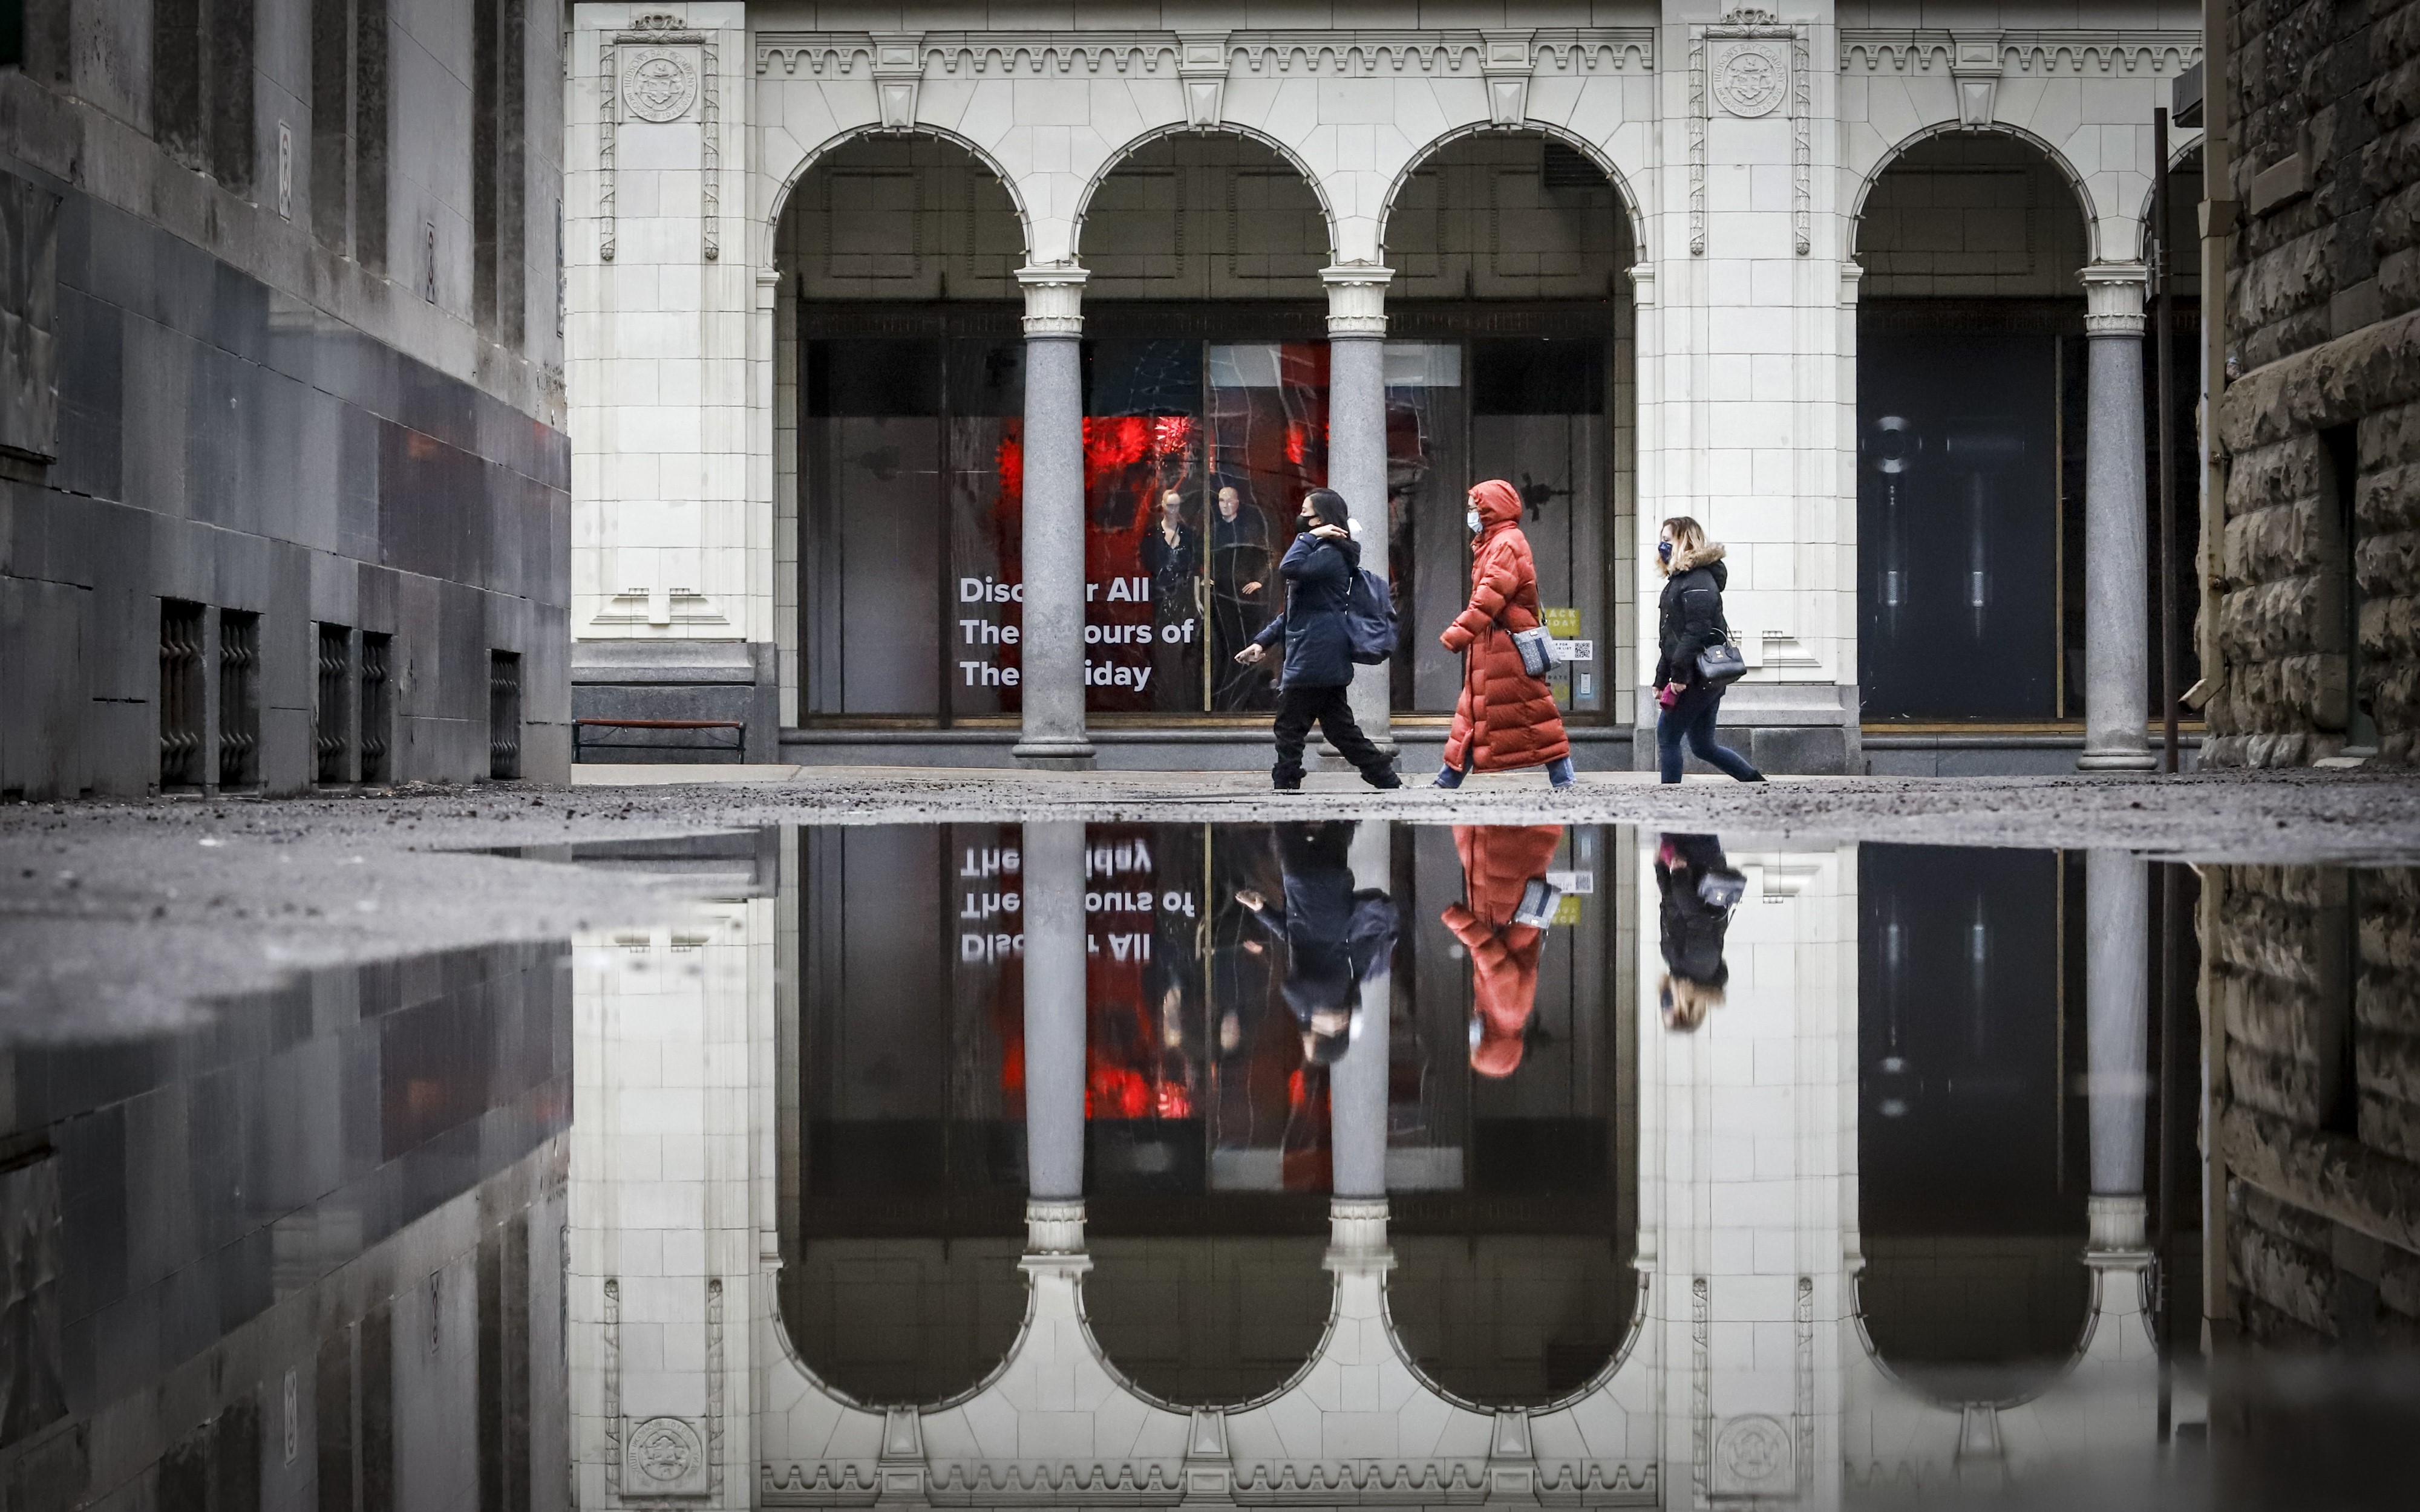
[1441,824,1565,1079]
[1440,480,1572,773]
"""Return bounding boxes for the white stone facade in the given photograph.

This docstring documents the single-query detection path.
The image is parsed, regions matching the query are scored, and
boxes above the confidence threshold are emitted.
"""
[565,2,2202,772]
[562,2,2201,770]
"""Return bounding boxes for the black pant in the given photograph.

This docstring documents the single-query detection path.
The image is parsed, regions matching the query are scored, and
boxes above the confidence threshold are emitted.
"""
[1272,683,1388,784]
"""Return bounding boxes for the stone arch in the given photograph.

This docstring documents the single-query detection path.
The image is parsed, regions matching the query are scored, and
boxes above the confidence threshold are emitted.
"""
[1847,121,2103,268]
[1070,122,1341,269]
[764,122,1036,258]
[1377,121,1647,262]
[2131,139,2207,264]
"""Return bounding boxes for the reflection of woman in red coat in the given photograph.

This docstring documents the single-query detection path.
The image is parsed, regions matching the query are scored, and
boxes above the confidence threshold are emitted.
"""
[1433,479,1574,789]
[1441,824,1565,1078]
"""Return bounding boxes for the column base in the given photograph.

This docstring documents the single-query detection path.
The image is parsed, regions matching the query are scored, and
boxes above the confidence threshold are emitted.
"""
[1011,735,1097,769]
[2078,747,2159,772]
[2085,1193,2151,1257]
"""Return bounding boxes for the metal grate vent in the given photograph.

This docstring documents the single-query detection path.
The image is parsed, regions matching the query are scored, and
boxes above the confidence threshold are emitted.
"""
[218,611,260,789]
[360,632,393,784]
[315,623,353,785]
[160,600,206,789]
[488,650,522,780]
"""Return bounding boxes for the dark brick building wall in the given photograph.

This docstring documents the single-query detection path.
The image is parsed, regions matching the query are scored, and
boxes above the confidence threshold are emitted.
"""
[2209,0,2420,766]
[2208,864,2420,1346]
[0,1,567,798]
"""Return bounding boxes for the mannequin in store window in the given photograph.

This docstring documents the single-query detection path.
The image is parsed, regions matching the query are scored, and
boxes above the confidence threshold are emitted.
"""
[1210,486,1275,709]
[1140,489,1204,711]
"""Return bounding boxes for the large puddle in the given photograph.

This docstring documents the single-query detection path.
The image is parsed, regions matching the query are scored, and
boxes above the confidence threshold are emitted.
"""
[9,823,2419,1507]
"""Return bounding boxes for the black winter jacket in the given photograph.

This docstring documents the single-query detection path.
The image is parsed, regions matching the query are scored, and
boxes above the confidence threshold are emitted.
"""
[1251,531,1361,689]
[1653,544,1732,690]
[1655,833,1738,989]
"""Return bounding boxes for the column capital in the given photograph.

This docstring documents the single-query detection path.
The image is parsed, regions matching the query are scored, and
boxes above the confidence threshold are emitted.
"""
[1839,260,1865,307]
[1627,261,1656,306]
[1323,1196,1394,1274]
[1017,263,1088,337]
[1321,263,1393,336]
[1024,1198,1088,1256]
[2080,263,2148,334]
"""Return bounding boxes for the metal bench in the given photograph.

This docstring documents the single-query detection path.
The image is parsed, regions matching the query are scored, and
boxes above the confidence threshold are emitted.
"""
[573,718,746,763]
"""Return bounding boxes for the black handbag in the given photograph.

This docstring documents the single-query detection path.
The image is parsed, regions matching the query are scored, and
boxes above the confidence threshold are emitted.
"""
[1695,640,1747,686]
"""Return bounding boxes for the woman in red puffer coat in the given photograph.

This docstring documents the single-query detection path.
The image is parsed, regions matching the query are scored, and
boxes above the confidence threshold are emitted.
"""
[1434,479,1575,789]
[1441,823,1565,1078]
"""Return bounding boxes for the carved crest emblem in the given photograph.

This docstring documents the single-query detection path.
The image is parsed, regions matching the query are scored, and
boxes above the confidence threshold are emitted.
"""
[1712,1415,1793,1491]
[1711,41,1788,117]
[622,48,699,122]
[626,1415,708,1492]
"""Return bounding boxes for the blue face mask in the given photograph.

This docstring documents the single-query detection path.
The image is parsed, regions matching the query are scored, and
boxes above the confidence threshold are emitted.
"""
[1658,541,1673,565]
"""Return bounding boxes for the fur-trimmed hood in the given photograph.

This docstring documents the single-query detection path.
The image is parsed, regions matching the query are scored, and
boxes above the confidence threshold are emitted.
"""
[1666,540,1727,577]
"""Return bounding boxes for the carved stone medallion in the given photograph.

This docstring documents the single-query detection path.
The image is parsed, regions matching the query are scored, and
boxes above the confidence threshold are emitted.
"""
[1711,41,1788,117]
[1712,1413,1793,1493]
[622,48,699,122]
[626,1415,710,1495]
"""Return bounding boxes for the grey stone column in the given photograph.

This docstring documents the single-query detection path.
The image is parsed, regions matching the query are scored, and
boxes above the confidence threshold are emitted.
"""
[1013,266,1096,768]
[2079,265,2156,772]
[1325,264,1396,758]
[1330,822,1393,1198]
[1022,821,1088,1250]
[2085,849,2151,1253]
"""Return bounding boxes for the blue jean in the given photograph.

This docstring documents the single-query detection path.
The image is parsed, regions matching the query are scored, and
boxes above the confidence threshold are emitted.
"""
[1657,685,1762,783]
[1436,753,1575,787]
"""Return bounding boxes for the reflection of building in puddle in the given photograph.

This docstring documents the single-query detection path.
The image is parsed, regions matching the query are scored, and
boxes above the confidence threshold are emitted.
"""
[562,826,2287,1507]
[0,942,571,1510]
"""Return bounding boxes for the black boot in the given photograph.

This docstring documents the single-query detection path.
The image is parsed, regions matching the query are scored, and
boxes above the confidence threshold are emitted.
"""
[1361,766,1402,790]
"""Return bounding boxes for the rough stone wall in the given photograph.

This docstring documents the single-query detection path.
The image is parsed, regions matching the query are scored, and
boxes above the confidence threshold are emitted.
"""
[2206,864,2420,1346]
[2217,0,2420,755]
[2210,1,2420,765]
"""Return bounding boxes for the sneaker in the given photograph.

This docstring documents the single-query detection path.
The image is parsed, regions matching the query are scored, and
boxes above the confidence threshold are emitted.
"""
[1362,768,1403,790]
[1272,777,1303,792]
[1432,766,1465,790]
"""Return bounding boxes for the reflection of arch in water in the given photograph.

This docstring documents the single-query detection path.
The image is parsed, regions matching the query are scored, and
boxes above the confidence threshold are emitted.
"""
[1083,1236,1334,1409]
[1387,1250,1649,1414]
[1855,844,2091,1401]
[1387,1238,1641,1410]
[779,1239,1029,1410]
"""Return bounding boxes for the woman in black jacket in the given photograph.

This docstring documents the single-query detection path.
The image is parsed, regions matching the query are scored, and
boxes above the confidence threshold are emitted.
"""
[1655,832,1743,1030]
[1652,515,1764,784]
[1236,489,1401,791]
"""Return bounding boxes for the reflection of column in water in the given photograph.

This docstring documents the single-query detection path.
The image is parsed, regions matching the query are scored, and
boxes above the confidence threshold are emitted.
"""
[2085,849,2150,1251]
[1023,822,1087,1209]
[1331,823,1393,1199]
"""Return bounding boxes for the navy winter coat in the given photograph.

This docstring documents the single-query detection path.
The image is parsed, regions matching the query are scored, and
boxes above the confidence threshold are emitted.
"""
[1249,531,1361,689]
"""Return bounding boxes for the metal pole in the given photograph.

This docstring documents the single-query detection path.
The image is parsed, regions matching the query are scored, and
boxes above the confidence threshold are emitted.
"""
[2154,108,2180,774]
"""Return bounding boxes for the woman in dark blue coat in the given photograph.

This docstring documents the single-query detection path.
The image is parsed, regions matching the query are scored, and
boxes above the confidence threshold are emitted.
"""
[1235,489,1401,791]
